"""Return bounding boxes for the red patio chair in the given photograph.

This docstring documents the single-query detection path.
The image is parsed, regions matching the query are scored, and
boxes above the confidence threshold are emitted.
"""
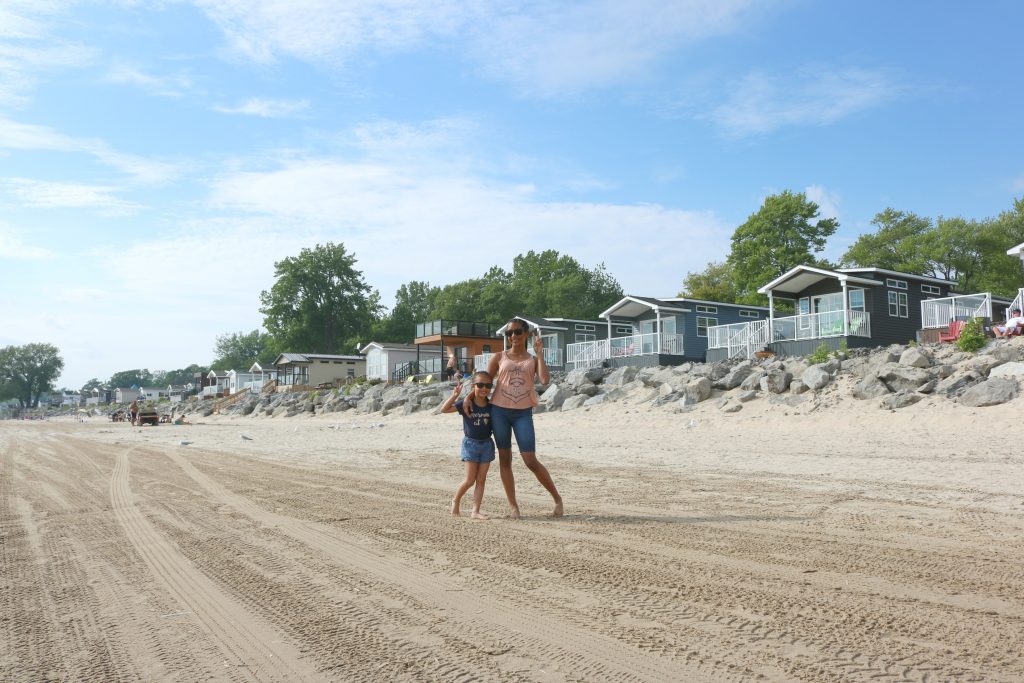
[939,320,966,342]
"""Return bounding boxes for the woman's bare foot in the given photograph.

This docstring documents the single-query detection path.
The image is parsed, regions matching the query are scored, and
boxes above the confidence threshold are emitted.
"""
[509,506,521,520]
[553,500,564,517]
[451,499,461,516]
[471,511,489,520]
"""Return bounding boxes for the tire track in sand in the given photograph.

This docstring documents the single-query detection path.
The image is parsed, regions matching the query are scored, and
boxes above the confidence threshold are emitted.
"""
[164,448,711,683]
[109,449,317,682]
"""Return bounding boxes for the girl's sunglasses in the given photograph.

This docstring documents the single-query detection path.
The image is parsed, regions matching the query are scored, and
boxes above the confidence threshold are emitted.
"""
[473,382,493,388]
[504,328,527,337]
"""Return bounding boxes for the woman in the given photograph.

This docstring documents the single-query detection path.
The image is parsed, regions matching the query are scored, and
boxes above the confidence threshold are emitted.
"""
[487,318,563,518]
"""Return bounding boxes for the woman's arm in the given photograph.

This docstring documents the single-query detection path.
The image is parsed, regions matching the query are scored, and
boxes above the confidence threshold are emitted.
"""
[533,334,551,384]
[486,350,501,380]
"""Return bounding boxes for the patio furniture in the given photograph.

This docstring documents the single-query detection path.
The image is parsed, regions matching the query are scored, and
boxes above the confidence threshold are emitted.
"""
[939,320,966,342]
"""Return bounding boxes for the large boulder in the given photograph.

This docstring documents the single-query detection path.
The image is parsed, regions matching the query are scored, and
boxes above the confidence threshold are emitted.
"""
[604,366,639,387]
[739,369,766,391]
[966,355,1004,376]
[879,391,923,410]
[682,377,713,404]
[899,347,932,368]
[566,367,605,389]
[935,371,982,398]
[801,365,832,391]
[958,377,1018,407]
[759,369,792,394]
[713,362,754,390]
[875,364,932,392]
[989,361,1024,381]
[577,383,600,397]
[852,375,891,400]
[539,383,571,410]
[560,395,589,411]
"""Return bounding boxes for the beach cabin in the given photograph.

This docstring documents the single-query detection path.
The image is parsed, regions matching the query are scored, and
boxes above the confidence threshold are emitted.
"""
[167,384,193,403]
[201,371,229,398]
[225,369,260,395]
[361,342,442,382]
[61,391,82,407]
[705,266,972,361]
[86,387,112,406]
[413,319,504,378]
[565,296,770,370]
[115,387,140,404]
[273,353,366,389]
[138,386,166,401]
[471,316,608,371]
[246,362,277,392]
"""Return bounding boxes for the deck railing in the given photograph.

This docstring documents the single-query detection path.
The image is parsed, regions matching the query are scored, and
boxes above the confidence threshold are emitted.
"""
[415,319,502,339]
[707,320,769,359]
[565,332,683,369]
[771,309,871,341]
[1008,288,1024,322]
[921,293,992,329]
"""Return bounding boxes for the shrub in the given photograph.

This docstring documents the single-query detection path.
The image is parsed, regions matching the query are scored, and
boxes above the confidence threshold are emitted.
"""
[808,342,831,365]
[955,318,988,353]
[834,339,849,358]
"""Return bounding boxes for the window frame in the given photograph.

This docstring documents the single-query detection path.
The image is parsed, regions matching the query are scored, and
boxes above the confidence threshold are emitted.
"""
[574,323,595,331]
[738,310,760,318]
[695,304,718,314]
[886,278,908,290]
[921,283,942,296]
[888,291,909,317]
[696,316,716,338]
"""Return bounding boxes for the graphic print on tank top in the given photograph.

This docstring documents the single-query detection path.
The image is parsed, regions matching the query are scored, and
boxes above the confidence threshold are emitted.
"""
[499,360,532,405]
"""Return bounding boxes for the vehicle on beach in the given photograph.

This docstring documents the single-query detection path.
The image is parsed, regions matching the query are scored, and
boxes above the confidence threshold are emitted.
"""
[136,406,160,426]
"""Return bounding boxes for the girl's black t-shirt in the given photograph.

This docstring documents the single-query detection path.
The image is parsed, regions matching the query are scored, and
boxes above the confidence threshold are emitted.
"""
[454,399,492,440]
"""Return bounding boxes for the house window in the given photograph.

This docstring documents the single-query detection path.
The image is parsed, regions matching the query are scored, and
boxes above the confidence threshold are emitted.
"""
[886,278,908,290]
[798,297,811,330]
[347,369,355,378]
[696,305,717,314]
[615,326,633,335]
[849,288,865,312]
[696,317,716,337]
[576,333,595,342]
[482,344,491,353]
[888,291,908,317]
[575,324,595,331]
[739,310,760,318]
[921,284,941,296]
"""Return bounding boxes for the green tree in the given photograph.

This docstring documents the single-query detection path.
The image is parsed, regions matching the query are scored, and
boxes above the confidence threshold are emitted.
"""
[917,216,986,289]
[679,260,738,302]
[259,242,380,353]
[80,377,104,393]
[509,250,623,319]
[841,208,932,272]
[373,281,440,342]
[431,277,492,320]
[0,343,64,407]
[211,329,277,370]
[727,191,838,304]
[974,198,1024,297]
[159,364,208,386]
[108,369,154,388]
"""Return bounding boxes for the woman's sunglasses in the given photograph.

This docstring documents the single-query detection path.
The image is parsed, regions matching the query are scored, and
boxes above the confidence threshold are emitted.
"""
[504,328,527,337]
[473,382,493,388]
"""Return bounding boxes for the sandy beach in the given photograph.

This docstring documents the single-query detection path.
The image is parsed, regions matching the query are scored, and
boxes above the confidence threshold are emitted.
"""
[2,396,1023,682]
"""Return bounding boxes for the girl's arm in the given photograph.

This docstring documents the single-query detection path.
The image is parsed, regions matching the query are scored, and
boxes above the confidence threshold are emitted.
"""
[486,350,502,381]
[440,382,462,414]
[533,334,551,384]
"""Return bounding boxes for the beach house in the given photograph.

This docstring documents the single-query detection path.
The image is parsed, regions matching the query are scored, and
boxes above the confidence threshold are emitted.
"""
[361,342,442,382]
[469,315,609,372]
[564,296,770,370]
[272,353,366,389]
[413,319,504,378]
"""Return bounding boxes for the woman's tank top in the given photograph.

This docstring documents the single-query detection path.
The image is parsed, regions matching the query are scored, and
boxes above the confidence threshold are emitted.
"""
[491,352,538,409]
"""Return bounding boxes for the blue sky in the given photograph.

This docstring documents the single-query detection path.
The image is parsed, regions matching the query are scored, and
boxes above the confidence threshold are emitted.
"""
[2,1,1022,389]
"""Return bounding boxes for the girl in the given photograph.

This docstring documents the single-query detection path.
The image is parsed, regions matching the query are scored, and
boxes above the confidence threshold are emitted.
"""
[486,319,563,519]
[440,371,495,519]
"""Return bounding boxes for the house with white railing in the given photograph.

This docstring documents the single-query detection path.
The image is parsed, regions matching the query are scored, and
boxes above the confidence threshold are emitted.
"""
[706,265,979,361]
[272,352,366,389]
[472,315,607,371]
[564,297,770,370]
[361,342,442,382]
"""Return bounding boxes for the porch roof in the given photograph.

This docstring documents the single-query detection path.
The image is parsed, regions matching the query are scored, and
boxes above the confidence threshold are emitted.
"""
[757,265,880,296]
[599,295,690,319]
[494,316,568,336]
[1007,241,1024,257]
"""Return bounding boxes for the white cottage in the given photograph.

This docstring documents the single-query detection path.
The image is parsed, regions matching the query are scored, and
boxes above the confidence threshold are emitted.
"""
[360,342,442,382]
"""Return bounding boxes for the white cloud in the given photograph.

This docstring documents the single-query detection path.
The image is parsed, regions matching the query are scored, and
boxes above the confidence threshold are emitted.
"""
[0,221,54,260]
[193,0,757,97]
[708,65,905,137]
[0,117,179,184]
[214,97,310,118]
[2,177,140,213]
[1011,176,1024,192]
[805,184,840,222]
[105,64,194,98]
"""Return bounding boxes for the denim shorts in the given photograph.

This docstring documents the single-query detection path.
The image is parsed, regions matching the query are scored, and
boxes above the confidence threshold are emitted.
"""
[461,436,496,463]
[490,405,536,452]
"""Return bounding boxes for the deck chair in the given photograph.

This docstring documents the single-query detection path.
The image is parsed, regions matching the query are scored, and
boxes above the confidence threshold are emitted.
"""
[939,320,966,342]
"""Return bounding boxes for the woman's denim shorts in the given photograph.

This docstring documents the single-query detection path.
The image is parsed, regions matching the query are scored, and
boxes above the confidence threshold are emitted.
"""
[461,436,495,463]
[490,405,536,452]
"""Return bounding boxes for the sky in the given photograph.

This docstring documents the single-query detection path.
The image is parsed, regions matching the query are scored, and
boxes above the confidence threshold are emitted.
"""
[2,0,1023,389]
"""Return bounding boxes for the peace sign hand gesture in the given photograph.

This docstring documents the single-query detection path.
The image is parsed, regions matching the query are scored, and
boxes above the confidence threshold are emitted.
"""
[533,333,544,354]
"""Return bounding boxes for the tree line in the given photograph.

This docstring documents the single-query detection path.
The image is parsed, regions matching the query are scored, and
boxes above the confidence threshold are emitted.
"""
[6,192,1023,404]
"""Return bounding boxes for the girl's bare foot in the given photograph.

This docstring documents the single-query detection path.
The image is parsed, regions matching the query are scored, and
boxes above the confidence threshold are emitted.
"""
[553,500,564,517]
[451,499,461,516]
[509,506,521,520]
[471,511,489,520]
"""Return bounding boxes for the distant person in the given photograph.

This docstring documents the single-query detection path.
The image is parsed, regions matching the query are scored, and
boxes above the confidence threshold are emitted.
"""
[995,309,1024,337]
[487,319,563,519]
[445,349,462,381]
[129,399,139,425]
[439,371,495,520]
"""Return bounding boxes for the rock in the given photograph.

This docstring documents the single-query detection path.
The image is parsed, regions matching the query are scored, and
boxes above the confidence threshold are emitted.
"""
[682,377,713,404]
[739,369,766,391]
[560,395,589,411]
[577,383,600,397]
[933,364,956,379]
[583,394,607,407]
[790,379,808,395]
[674,363,693,375]
[618,379,645,394]
[356,397,382,413]
[533,403,547,414]
[714,362,754,390]
[875,364,931,392]
[737,390,757,403]
[651,393,680,408]
[604,366,639,387]
[879,391,922,410]
[958,377,1018,407]
[271,406,289,418]
[420,395,443,410]
[899,347,932,368]
[566,367,605,389]
[801,365,832,391]
[402,402,418,415]
[985,345,1021,363]
[966,355,1004,376]
[916,379,937,394]
[759,369,792,394]
[539,383,571,410]
[935,371,981,398]
[989,361,1024,380]
[646,367,678,387]
[851,375,891,400]
[657,383,675,397]
[628,387,661,404]
[382,397,407,411]
[721,401,743,413]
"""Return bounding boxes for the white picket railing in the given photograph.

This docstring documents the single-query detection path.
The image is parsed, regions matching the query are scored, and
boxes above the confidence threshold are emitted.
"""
[1008,288,1024,322]
[707,320,769,359]
[566,339,610,369]
[921,293,992,329]
[565,332,684,369]
[771,309,871,341]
